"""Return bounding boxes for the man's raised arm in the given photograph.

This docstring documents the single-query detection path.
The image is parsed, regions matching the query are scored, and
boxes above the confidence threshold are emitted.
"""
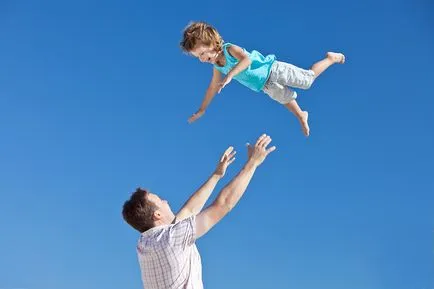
[195,134,276,238]
[176,146,236,221]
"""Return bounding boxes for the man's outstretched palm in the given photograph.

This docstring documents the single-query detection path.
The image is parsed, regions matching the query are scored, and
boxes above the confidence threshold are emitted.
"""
[214,146,236,178]
[247,134,276,166]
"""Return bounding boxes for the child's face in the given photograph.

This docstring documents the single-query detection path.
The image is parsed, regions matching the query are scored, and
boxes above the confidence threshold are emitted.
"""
[191,44,219,64]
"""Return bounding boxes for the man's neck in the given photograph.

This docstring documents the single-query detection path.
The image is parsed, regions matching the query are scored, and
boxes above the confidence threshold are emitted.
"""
[153,216,175,227]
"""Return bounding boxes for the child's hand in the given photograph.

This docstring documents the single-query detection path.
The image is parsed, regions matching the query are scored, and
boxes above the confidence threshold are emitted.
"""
[188,109,205,123]
[218,76,232,94]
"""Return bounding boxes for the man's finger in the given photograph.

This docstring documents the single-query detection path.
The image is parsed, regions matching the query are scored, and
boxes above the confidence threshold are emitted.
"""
[258,135,270,148]
[224,146,234,155]
[261,137,272,148]
[246,142,252,153]
[228,157,236,165]
[255,134,267,146]
[220,147,233,162]
[228,151,236,160]
[257,135,270,147]
[266,146,277,154]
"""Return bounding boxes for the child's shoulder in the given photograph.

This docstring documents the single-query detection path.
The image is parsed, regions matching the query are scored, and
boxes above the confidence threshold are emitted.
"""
[224,43,247,57]
[223,41,238,48]
[223,42,244,52]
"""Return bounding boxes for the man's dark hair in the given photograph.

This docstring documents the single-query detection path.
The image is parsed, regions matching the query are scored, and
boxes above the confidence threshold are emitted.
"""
[122,188,158,233]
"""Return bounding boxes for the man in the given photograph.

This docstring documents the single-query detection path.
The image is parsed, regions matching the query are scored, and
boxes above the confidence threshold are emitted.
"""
[122,134,276,289]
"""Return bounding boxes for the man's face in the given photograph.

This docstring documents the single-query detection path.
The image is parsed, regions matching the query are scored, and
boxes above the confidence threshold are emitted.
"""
[147,193,174,221]
[191,44,218,64]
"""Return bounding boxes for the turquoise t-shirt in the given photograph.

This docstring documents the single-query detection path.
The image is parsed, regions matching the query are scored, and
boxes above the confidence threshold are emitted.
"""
[214,42,276,92]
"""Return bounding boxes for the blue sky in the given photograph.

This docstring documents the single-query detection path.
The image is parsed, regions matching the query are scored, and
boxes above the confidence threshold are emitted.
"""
[0,0,433,288]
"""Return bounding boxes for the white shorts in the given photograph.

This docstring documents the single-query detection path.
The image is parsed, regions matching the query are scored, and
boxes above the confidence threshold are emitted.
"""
[262,61,315,104]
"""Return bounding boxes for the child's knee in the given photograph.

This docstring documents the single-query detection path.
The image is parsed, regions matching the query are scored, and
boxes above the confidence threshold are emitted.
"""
[302,71,315,89]
[264,84,297,104]
[279,90,297,104]
[303,80,314,90]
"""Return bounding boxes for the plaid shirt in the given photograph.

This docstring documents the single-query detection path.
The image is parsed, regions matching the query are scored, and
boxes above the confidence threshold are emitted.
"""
[137,215,203,289]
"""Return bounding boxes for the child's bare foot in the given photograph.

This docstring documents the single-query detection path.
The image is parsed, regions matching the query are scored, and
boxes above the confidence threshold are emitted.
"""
[300,111,310,137]
[327,52,345,64]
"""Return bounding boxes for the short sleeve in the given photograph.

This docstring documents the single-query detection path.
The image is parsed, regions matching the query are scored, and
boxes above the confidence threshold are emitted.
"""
[168,215,196,249]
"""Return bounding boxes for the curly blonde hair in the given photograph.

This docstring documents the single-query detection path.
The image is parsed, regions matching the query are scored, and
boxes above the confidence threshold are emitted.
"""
[180,21,224,53]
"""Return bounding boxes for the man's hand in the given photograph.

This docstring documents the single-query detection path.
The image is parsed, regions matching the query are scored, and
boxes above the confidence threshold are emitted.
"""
[247,134,276,167]
[195,133,276,239]
[188,109,205,123]
[176,146,234,221]
[217,76,232,94]
[214,146,236,178]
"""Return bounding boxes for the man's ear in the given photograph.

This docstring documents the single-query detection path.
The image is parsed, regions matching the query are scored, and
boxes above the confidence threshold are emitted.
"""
[153,210,162,221]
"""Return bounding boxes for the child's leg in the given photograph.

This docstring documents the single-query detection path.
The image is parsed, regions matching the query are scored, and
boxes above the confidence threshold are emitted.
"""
[311,52,345,79]
[284,100,310,137]
[263,79,311,137]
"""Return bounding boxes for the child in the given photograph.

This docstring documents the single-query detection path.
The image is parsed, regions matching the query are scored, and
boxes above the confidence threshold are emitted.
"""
[180,21,345,136]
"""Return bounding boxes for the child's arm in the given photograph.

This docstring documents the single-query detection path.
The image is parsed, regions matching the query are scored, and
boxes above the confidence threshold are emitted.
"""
[217,44,252,93]
[188,67,222,123]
